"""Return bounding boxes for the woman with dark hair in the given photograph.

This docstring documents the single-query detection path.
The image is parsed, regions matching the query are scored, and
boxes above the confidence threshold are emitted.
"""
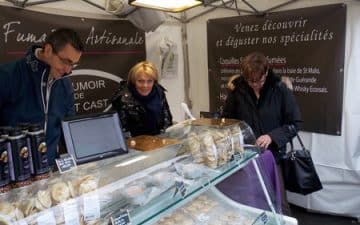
[111,61,173,137]
[222,51,302,215]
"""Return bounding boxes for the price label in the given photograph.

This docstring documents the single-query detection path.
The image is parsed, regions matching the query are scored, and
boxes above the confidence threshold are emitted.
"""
[173,181,186,198]
[110,210,131,225]
[83,193,101,222]
[252,212,269,225]
[37,210,56,225]
[55,154,77,173]
[197,213,210,222]
[239,132,244,146]
[63,200,80,225]
[17,219,28,225]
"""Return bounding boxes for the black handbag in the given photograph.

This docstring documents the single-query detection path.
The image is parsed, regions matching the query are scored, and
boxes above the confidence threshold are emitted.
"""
[282,130,323,195]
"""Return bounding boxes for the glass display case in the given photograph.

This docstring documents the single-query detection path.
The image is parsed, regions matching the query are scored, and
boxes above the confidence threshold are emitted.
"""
[0,120,297,225]
[151,188,297,225]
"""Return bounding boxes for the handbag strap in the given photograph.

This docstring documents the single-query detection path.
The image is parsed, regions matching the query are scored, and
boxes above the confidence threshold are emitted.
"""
[289,125,306,151]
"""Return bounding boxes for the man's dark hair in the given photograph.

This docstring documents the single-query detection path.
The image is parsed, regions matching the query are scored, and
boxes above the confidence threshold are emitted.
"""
[45,28,84,53]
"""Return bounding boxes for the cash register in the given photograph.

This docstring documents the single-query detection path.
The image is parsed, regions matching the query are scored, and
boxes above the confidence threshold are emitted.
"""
[61,111,128,164]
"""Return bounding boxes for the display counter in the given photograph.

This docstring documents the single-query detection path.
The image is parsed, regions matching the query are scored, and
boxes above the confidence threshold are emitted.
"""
[129,150,257,225]
[0,149,297,225]
[0,119,298,225]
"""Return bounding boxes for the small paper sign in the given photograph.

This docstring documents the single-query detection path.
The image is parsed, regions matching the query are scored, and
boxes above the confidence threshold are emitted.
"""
[63,200,80,225]
[197,213,210,222]
[110,210,131,225]
[55,154,77,173]
[37,210,56,225]
[83,193,101,222]
[252,212,269,225]
[173,181,186,198]
[17,219,28,225]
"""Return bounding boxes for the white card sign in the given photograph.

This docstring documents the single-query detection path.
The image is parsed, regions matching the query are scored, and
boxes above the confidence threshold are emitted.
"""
[110,210,131,225]
[55,154,77,173]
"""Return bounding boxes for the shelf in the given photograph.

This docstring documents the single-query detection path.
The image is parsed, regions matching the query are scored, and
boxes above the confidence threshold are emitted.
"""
[5,148,259,225]
[1,119,299,225]
[128,151,258,225]
[210,188,297,225]
[147,187,297,225]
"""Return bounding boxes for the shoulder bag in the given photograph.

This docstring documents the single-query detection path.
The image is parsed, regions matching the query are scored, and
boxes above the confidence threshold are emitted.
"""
[282,128,323,195]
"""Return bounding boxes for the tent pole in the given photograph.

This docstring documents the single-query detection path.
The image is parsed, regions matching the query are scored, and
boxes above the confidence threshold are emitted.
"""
[181,12,193,112]
[241,0,259,13]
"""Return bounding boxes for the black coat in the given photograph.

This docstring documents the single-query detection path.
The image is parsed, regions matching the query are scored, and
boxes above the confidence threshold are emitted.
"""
[222,70,302,161]
[111,81,173,137]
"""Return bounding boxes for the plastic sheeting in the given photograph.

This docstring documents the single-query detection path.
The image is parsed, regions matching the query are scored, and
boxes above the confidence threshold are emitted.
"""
[287,1,360,219]
[217,150,282,214]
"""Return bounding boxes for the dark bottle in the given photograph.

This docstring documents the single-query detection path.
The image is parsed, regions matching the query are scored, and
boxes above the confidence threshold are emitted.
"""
[17,123,35,175]
[27,124,49,180]
[7,127,32,187]
[0,130,13,193]
[17,123,31,132]
[0,127,12,138]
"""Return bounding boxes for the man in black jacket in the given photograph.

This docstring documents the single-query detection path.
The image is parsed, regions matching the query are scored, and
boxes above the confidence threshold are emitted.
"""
[0,28,83,165]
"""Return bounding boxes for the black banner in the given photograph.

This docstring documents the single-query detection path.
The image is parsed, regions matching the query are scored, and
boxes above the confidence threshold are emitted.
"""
[0,5,146,115]
[207,4,346,135]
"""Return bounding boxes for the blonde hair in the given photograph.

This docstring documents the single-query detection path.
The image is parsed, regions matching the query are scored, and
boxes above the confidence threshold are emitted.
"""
[128,61,159,85]
[281,76,293,90]
[227,74,240,91]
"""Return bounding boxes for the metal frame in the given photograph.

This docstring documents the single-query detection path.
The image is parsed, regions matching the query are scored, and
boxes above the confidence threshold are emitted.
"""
[4,0,299,23]
[169,0,299,23]
[80,0,137,17]
[80,0,105,11]
[5,0,65,8]
[252,159,283,225]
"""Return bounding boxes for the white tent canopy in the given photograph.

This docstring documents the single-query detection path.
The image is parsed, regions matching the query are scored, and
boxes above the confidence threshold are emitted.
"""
[0,0,359,219]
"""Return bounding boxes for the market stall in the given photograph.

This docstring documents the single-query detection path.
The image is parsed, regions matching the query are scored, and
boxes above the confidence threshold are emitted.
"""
[0,118,298,225]
[0,0,359,220]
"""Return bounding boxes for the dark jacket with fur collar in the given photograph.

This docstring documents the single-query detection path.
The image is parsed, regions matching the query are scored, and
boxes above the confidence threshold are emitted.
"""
[111,81,173,137]
[222,69,302,161]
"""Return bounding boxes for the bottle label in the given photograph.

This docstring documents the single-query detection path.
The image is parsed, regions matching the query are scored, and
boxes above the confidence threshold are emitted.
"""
[0,140,10,188]
[11,137,31,183]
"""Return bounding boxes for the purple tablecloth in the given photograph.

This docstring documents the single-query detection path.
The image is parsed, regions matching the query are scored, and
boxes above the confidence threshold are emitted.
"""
[216,150,282,213]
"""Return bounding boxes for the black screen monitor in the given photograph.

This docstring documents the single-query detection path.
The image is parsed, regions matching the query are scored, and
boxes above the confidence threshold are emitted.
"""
[61,112,128,164]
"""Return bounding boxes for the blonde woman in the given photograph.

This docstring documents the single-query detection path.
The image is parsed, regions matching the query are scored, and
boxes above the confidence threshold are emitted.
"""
[111,61,173,137]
